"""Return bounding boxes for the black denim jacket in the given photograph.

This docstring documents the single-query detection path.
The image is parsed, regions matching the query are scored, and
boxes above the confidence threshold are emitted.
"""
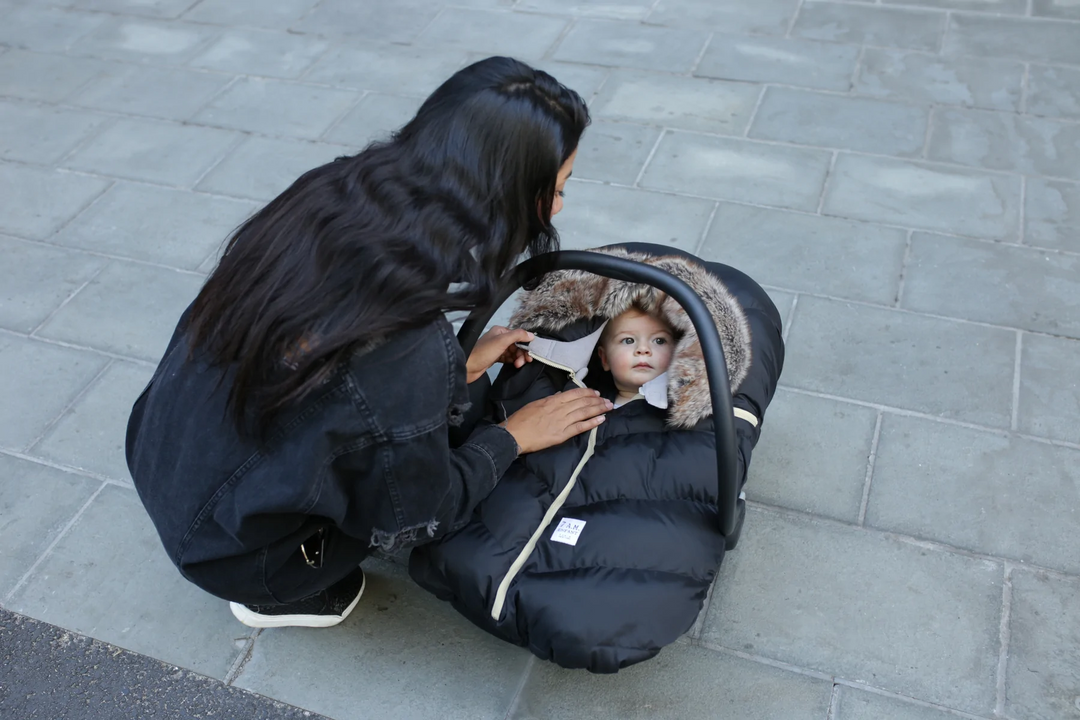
[125,307,518,605]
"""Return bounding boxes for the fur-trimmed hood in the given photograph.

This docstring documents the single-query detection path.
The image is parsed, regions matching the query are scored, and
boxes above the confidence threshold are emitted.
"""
[509,247,752,429]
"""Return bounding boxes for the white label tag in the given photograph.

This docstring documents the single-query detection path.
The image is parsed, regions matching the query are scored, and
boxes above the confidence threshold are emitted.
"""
[550,518,586,546]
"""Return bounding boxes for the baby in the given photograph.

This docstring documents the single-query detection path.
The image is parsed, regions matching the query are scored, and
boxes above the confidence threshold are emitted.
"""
[596,306,676,408]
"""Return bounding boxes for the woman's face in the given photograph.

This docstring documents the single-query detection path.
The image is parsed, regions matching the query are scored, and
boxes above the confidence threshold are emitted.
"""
[550,149,577,218]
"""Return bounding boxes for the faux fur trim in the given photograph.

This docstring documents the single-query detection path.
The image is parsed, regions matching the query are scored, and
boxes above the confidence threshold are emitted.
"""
[509,248,752,429]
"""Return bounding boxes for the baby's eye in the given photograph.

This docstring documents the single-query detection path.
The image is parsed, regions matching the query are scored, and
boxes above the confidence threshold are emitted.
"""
[620,337,635,345]
[653,337,667,346]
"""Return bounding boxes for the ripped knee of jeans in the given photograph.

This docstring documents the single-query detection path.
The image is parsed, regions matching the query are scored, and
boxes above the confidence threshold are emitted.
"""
[370,519,440,552]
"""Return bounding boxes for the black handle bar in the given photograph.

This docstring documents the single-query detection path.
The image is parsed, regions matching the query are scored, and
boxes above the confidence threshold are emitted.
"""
[457,250,741,540]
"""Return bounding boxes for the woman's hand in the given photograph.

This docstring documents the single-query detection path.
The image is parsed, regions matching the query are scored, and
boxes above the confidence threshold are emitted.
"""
[501,388,613,454]
[466,326,535,384]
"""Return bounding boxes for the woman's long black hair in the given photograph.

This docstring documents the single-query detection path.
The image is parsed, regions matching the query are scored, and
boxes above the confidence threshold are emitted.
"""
[186,56,590,435]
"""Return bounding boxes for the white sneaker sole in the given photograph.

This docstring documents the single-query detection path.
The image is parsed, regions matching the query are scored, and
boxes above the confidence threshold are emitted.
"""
[229,573,365,629]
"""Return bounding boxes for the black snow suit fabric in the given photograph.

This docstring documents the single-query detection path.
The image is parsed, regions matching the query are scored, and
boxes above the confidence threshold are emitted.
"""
[409,243,785,673]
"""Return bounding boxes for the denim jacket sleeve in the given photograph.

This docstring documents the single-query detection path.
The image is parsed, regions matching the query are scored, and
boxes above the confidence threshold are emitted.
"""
[331,320,519,552]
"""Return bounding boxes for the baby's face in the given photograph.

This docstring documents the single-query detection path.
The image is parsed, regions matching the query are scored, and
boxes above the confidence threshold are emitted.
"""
[599,311,675,394]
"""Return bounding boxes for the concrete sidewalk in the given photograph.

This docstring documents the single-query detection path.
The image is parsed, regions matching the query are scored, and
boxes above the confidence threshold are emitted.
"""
[1,0,1079,717]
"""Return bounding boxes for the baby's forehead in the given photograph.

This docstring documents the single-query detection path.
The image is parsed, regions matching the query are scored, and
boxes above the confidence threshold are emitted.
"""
[605,309,673,336]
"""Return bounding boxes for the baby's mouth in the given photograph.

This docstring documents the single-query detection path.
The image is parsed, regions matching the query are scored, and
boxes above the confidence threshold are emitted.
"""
[633,362,653,369]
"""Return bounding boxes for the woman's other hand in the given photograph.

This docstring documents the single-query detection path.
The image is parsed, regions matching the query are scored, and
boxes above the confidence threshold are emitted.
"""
[466,326,535,384]
[501,388,613,454]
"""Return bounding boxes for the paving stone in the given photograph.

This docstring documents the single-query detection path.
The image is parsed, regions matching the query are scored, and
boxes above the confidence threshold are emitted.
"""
[69,63,232,122]
[640,131,833,211]
[646,0,798,36]
[572,120,661,185]
[855,48,1023,113]
[1007,571,1080,720]
[514,642,832,720]
[765,289,796,331]
[928,107,1080,181]
[1017,333,1080,444]
[1024,178,1080,252]
[742,389,877,523]
[188,28,330,79]
[792,2,946,51]
[553,19,710,73]
[869,414,1080,575]
[554,180,716,251]
[834,687,967,720]
[416,8,567,59]
[304,44,469,98]
[0,163,110,240]
[695,34,860,92]
[289,0,441,44]
[0,455,100,598]
[181,0,321,29]
[68,18,219,65]
[822,154,1021,240]
[63,117,240,187]
[703,507,1002,715]
[322,93,420,147]
[0,4,106,52]
[1026,64,1080,121]
[901,233,1080,338]
[7,485,244,680]
[0,50,105,103]
[192,78,359,141]
[234,559,531,720]
[592,70,760,135]
[1031,0,1080,19]
[196,136,351,201]
[700,203,907,304]
[944,14,1080,65]
[783,296,1016,427]
[35,261,204,363]
[51,182,257,270]
[750,87,929,157]
[0,337,109,451]
[883,0,1025,13]
[67,0,201,19]
[516,0,655,19]
[32,361,153,483]
[0,236,107,334]
[0,100,108,164]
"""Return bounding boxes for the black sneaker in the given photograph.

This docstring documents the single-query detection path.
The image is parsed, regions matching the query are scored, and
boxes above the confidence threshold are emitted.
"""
[229,568,366,629]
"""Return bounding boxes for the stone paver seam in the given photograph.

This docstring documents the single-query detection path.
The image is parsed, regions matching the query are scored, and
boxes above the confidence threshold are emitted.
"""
[690,201,720,256]
[1025,0,1033,15]
[893,229,914,307]
[183,72,241,123]
[26,260,109,337]
[920,105,935,159]
[223,627,262,685]
[13,228,211,279]
[688,30,714,76]
[412,4,451,52]
[848,44,866,92]
[631,127,666,187]
[539,14,578,63]
[775,384,1080,453]
[1019,63,1031,114]
[782,295,799,344]
[21,358,114,454]
[856,411,883,526]
[994,562,1014,717]
[315,89,370,144]
[0,326,160,370]
[688,574,716,639]
[53,112,120,169]
[189,130,249,192]
[785,0,808,37]
[586,66,613,106]
[29,167,115,239]
[499,655,537,720]
[639,0,666,24]
[826,683,841,720]
[2,480,107,605]
[0,448,122,490]
[815,151,839,214]
[760,283,1080,344]
[829,680,994,720]
[742,85,768,139]
[292,38,339,84]
[1010,332,1023,432]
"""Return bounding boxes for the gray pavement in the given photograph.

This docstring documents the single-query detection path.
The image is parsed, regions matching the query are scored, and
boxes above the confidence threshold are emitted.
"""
[1,0,1078,718]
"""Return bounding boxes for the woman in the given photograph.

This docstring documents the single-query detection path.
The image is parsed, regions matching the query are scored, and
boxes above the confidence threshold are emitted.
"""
[125,57,610,629]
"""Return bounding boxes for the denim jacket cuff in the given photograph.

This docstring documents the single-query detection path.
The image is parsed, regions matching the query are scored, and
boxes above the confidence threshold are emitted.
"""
[467,423,520,483]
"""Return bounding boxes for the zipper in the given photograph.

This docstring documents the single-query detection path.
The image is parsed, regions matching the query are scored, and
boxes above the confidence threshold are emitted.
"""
[489,353,598,621]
